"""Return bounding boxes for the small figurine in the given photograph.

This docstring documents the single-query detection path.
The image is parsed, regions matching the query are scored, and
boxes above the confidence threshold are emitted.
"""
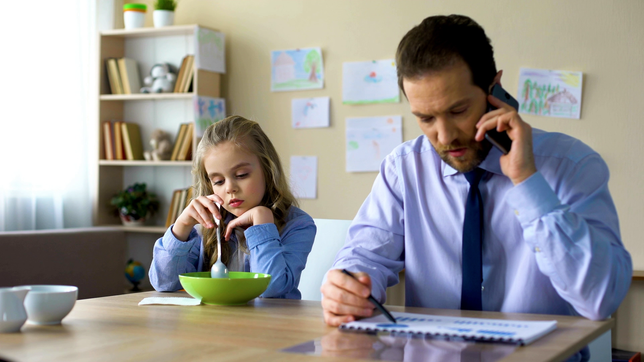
[144,129,173,161]
[140,63,176,93]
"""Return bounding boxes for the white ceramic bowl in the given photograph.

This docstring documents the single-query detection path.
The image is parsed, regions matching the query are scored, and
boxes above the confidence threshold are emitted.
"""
[21,285,78,325]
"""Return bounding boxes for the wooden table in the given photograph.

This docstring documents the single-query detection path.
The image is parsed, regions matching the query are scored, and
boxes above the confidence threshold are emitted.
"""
[0,291,613,362]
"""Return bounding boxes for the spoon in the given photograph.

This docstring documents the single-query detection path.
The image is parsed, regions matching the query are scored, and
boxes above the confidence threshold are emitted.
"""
[210,204,229,279]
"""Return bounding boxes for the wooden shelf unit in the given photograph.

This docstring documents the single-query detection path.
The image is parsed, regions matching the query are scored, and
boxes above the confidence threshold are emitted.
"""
[95,24,223,231]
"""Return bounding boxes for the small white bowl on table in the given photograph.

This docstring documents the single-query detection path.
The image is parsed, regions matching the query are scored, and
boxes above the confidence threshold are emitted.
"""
[20,285,78,325]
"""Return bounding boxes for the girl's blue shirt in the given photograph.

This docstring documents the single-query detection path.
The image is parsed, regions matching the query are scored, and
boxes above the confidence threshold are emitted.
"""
[149,206,316,299]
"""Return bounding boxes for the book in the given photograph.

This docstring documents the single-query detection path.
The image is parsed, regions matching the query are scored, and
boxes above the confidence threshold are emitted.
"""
[102,121,114,160]
[173,56,189,93]
[176,188,189,221]
[184,187,193,209]
[170,123,188,161]
[117,57,141,94]
[165,189,181,227]
[114,121,125,160]
[106,58,123,94]
[177,123,194,161]
[180,55,195,93]
[340,312,557,346]
[121,122,144,160]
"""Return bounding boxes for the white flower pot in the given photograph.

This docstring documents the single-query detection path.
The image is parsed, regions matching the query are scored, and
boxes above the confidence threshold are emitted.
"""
[124,11,146,29]
[154,10,175,28]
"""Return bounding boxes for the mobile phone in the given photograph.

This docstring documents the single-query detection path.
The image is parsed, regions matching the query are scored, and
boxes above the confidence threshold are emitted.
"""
[484,84,519,155]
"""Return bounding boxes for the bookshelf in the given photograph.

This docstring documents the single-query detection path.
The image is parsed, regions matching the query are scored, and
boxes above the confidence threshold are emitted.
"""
[95,24,224,233]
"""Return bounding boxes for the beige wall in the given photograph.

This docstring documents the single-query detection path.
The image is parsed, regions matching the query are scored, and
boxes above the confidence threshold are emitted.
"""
[126,0,643,351]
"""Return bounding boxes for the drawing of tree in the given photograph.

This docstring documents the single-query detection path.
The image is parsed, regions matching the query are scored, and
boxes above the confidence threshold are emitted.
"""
[304,50,321,82]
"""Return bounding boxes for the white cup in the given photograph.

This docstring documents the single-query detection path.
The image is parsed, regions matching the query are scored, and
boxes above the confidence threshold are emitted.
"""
[124,10,146,29]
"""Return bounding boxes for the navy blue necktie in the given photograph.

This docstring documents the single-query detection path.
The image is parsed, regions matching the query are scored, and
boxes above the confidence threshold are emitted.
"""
[461,168,484,311]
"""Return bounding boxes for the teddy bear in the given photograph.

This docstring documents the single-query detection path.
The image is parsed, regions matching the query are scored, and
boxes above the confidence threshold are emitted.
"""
[143,129,173,161]
[140,63,176,93]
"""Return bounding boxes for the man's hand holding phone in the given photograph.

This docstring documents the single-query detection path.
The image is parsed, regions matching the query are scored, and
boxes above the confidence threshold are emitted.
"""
[476,86,537,185]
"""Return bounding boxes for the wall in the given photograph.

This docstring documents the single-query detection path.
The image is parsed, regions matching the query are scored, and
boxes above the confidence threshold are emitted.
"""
[125,0,644,352]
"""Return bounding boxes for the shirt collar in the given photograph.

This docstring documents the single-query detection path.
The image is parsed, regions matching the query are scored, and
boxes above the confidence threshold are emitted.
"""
[441,146,505,177]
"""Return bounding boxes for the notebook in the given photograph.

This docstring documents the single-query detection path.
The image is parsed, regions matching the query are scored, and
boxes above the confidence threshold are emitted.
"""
[340,312,557,346]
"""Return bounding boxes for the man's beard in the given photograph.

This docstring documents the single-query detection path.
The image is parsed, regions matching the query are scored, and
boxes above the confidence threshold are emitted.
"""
[435,139,493,173]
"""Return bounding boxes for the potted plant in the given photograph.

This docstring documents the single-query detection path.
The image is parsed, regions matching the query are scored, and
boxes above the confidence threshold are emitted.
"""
[153,0,177,28]
[111,183,159,226]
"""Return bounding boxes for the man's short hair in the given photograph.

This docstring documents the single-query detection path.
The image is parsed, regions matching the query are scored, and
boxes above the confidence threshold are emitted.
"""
[396,14,497,95]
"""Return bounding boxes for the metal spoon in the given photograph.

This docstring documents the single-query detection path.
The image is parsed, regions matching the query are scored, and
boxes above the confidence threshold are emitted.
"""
[210,204,229,278]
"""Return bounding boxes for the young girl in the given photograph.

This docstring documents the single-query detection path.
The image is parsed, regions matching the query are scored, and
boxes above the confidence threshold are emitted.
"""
[149,115,316,299]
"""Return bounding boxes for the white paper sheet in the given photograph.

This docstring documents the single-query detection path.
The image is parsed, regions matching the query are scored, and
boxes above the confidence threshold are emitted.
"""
[346,116,402,172]
[271,48,324,92]
[341,312,557,346]
[138,297,201,306]
[290,156,317,199]
[291,97,330,129]
[194,96,226,137]
[342,59,399,104]
[518,68,583,119]
[194,27,225,73]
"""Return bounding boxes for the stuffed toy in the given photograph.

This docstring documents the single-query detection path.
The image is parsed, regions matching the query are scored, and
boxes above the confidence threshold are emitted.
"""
[140,63,176,93]
[143,129,173,161]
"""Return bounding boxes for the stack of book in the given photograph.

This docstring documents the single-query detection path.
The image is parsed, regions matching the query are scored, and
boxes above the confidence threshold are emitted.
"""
[170,123,194,161]
[105,57,142,94]
[102,121,144,160]
[174,55,195,93]
[166,187,194,227]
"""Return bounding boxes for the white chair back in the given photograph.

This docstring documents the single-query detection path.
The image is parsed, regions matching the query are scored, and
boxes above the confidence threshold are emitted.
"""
[299,218,352,301]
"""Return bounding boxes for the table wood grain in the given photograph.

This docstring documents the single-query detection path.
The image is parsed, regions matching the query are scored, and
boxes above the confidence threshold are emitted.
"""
[0,291,613,362]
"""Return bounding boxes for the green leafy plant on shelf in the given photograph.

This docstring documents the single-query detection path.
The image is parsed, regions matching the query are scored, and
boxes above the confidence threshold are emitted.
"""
[154,0,177,11]
[110,183,159,222]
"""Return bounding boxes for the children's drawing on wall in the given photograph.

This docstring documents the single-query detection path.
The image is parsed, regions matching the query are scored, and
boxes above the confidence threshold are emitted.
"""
[346,116,402,172]
[195,27,226,73]
[194,96,226,137]
[290,156,317,199]
[518,68,583,119]
[271,48,324,92]
[292,97,330,129]
[342,60,400,105]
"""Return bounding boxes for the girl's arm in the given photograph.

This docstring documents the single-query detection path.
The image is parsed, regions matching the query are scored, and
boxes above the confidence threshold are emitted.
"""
[149,226,202,291]
[244,209,316,299]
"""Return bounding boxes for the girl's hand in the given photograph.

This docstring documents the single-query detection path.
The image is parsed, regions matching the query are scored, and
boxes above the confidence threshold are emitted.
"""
[224,206,274,240]
[475,94,537,185]
[172,194,225,241]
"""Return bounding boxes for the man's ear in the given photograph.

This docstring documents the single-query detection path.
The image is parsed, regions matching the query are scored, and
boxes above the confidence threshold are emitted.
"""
[488,70,503,93]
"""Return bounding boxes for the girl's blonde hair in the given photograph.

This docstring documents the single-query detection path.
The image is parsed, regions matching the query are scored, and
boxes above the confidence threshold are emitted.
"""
[193,115,298,268]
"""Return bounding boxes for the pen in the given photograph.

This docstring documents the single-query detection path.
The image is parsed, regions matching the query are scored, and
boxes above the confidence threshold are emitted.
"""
[341,269,397,324]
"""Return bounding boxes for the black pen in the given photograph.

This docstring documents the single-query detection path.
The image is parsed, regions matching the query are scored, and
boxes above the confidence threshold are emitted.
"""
[341,269,397,324]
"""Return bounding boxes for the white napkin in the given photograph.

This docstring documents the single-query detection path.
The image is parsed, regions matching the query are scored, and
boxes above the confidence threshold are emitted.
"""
[138,297,201,306]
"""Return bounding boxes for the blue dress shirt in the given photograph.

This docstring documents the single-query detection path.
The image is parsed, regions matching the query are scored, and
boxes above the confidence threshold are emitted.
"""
[149,206,316,299]
[332,129,632,321]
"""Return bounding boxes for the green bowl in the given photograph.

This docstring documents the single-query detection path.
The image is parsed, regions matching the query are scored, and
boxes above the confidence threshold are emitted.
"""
[179,271,271,305]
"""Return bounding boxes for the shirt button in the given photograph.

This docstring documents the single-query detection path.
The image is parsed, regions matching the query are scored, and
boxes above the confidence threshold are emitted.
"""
[481,286,485,291]
[514,210,519,215]
[535,247,541,252]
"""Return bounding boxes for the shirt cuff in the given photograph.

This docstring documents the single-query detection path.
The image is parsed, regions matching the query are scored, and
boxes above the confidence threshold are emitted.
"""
[244,223,280,249]
[504,172,561,225]
[162,225,200,255]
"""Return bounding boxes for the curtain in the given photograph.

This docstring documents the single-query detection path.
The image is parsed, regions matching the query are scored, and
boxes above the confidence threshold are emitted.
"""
[0,1,101,231]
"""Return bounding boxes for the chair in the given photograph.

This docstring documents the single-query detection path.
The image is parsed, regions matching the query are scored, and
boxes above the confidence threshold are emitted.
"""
[299,218,352,301]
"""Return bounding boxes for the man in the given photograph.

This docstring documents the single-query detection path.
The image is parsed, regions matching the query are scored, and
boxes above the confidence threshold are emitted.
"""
[321,14,631,359]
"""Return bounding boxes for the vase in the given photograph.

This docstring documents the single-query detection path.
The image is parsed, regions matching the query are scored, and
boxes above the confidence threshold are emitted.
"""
[153,10,175,28]
[123,4,147,29]
[119,213,147,227]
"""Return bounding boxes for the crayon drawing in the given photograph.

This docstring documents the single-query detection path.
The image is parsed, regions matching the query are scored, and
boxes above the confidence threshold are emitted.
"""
[292,97,330,129]
[195,27,225,73]
[518,68,583,119]
[194,96,226,137]
[346,116,402,172]
[343,60,399,105]
[290,156,317,199]
[271,48,324,92]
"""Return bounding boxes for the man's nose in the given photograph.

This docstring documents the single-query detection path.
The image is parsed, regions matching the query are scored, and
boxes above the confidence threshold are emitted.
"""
[436,118,458,146]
